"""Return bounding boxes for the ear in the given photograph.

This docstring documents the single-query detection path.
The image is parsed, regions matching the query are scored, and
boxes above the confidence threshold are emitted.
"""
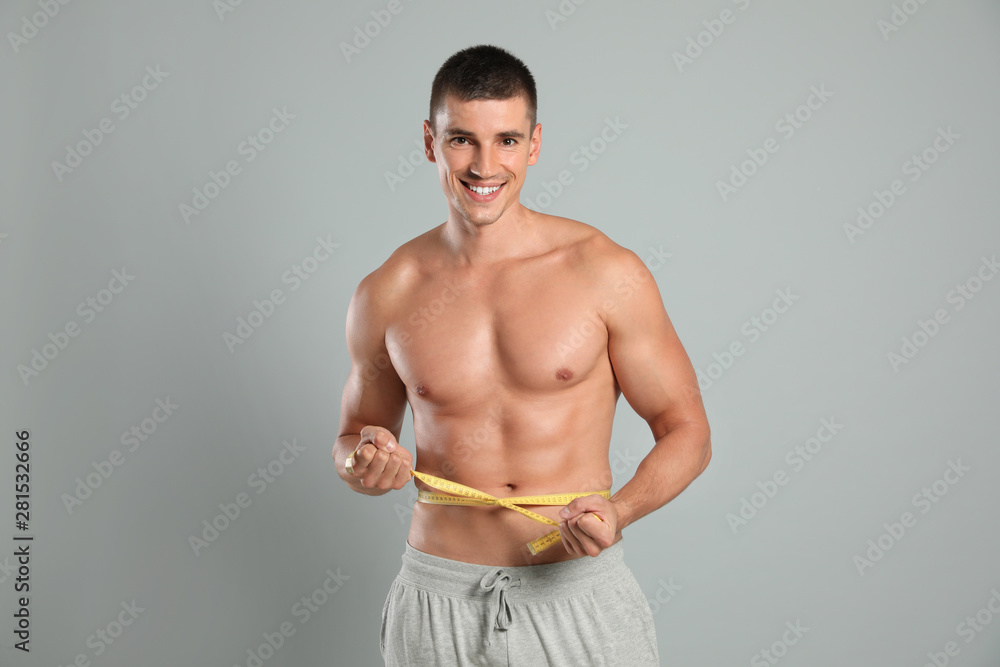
[422,120,437,163]
[527,122,542,166]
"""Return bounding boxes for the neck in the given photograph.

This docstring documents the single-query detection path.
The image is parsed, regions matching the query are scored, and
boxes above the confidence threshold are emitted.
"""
[441,202,540,266]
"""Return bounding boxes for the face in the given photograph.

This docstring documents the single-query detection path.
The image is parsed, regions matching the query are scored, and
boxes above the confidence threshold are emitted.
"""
[424,94,541,227]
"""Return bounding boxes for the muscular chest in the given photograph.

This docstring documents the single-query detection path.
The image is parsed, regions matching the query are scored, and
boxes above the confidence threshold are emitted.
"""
[386,269,609,406]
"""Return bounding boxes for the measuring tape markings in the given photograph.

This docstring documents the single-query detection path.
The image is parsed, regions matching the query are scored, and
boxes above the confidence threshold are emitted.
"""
[410,469,611,555]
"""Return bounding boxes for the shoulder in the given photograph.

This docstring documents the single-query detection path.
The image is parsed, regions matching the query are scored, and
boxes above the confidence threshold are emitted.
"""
[347,227,440,326]
[535,212,661,326]
[538,212,648,283]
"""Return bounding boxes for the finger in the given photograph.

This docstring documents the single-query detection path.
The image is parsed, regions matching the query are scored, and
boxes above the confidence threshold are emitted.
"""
[559,494,601,521]
[380,452,401,479]
[379,452,407,490]
[392,463,413,490]
[392,451,415,488]
[350,442,377,473]
[566,515,602,557]
[559,499,582,522]
[559,521,582,556]
[358,426,376,447]
[360,426,397,453]
[360,449,390,487]
[344,445,368,476]
[564,516,590,554]
[577,513,611,545]
[559,524,576,555]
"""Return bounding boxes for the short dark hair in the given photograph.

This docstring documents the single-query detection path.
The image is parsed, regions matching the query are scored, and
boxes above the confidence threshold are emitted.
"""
[429,45,537,131]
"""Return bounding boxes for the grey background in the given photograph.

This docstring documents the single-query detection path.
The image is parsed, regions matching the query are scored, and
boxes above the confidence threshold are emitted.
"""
[2,0,999,665]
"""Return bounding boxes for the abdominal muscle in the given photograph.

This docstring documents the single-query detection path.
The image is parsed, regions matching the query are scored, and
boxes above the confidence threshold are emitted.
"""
[405,405,618,566]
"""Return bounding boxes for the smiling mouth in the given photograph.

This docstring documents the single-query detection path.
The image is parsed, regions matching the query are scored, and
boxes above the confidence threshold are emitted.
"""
[461,180,504,196]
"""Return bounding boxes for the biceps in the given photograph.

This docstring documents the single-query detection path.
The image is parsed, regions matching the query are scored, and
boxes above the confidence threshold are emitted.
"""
[608,301,703,435]
[338,359,407,440]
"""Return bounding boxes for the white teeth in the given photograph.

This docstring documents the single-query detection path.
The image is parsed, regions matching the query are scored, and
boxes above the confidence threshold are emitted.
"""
[466,183,501,195]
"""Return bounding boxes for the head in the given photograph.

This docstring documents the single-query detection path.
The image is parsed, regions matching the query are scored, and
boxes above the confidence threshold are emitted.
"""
[424,45,541,227]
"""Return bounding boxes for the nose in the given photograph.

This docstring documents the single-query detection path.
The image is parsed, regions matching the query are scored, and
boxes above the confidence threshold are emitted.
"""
[470,145,498,180]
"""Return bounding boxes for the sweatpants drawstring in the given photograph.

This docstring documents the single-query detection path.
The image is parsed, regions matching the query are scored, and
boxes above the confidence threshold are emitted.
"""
[479,568,521,646]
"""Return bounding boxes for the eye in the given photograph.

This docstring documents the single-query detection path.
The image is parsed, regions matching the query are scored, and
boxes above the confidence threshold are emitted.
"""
[502,138,516,146]
[452,137,468,145]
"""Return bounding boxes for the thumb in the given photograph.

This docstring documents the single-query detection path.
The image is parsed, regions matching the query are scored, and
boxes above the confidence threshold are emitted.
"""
[559,495,602,521]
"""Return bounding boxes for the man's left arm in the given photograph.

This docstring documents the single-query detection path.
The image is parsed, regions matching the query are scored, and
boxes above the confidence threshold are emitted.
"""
[559,248,712,556]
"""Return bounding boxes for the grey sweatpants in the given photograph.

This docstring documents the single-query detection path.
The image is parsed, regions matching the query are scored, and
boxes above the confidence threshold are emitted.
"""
[380,539,660,666]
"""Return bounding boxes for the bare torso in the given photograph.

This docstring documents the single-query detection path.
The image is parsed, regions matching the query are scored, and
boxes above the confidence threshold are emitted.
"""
[380,214,630,565]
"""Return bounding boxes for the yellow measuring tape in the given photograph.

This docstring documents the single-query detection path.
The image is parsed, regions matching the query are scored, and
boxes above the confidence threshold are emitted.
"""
[410,470,611,555]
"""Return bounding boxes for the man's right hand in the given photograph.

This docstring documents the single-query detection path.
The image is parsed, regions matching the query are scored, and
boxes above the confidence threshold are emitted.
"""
[345,425,413,491]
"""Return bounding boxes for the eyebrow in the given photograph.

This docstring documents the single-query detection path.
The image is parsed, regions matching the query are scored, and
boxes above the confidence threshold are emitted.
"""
[443,127,526,140]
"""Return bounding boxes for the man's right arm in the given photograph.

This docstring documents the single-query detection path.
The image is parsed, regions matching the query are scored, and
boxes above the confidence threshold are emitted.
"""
[333,272,412,496]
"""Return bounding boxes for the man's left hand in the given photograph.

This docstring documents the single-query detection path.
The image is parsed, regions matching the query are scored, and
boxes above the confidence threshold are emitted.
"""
[558,494,620,557]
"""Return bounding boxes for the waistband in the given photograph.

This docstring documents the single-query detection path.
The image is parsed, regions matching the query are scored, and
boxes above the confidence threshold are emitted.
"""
[398,539,630,644]
[398,539,629,600]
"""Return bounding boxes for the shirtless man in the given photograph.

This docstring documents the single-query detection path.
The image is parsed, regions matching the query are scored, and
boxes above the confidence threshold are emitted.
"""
[334,45,711,667]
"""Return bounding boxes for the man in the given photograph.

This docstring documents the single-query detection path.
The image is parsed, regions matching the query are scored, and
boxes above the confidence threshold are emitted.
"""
[334,44,711,666]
